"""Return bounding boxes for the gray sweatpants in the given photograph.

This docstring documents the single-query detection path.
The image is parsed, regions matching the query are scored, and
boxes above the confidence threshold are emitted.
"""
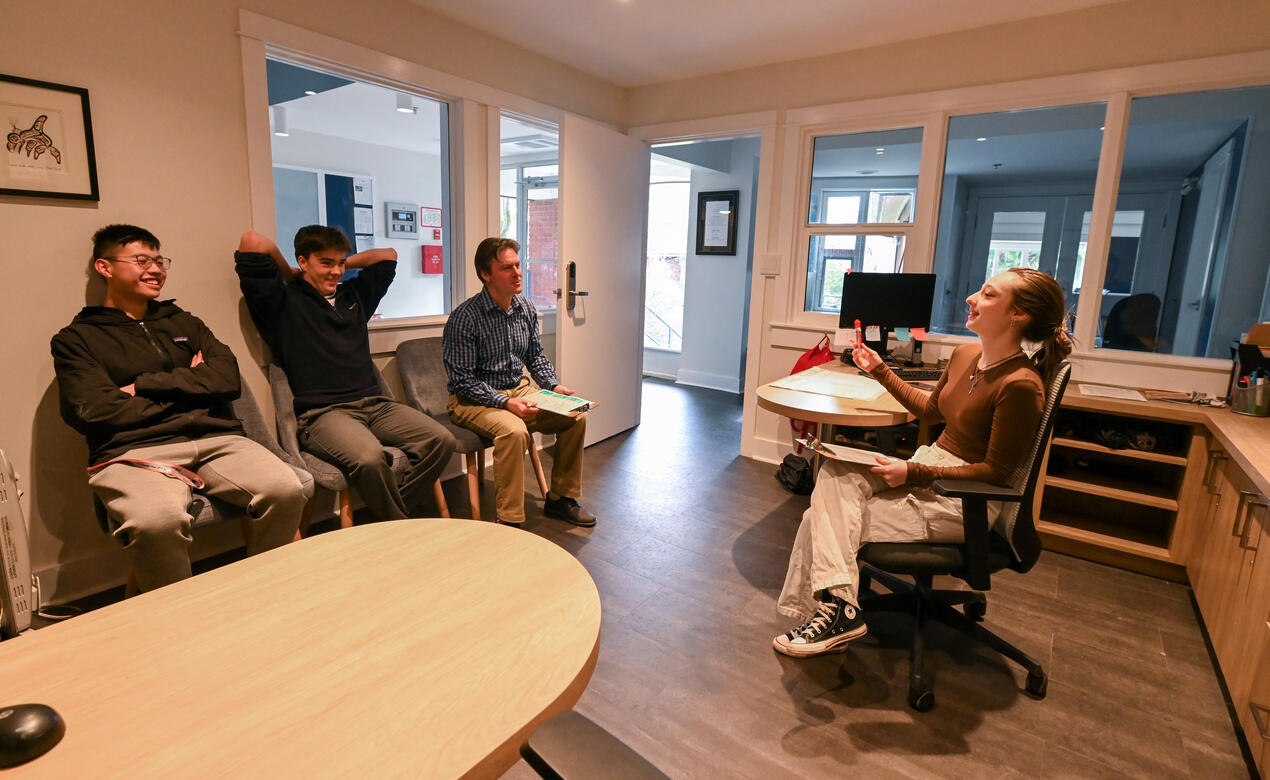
[777,444,1002,621]
[89,435,307,592]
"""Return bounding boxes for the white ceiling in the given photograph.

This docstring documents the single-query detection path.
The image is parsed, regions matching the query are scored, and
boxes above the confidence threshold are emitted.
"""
[406,0,1127,88]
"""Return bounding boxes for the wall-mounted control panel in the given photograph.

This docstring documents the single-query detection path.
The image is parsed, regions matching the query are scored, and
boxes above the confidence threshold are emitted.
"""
[386,202,419,238]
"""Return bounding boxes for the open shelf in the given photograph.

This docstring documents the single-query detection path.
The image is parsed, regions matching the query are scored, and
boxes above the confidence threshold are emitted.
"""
[1036,496,1175,557]
[1051,437,1189,466]
[1045,474,1179,510]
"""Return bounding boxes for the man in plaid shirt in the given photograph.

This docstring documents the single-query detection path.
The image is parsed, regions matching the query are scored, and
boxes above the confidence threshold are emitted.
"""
[442,237,594,527]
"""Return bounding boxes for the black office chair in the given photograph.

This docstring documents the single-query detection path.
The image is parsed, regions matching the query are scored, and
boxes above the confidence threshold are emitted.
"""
[395,337,549,521]
[1102,293,1160,352]
[521,710,669,780]
[857,361,1071,711]
[267,362,447,533]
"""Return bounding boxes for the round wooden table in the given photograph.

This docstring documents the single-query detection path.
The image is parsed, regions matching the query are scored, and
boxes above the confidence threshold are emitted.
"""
[0,520,601,778]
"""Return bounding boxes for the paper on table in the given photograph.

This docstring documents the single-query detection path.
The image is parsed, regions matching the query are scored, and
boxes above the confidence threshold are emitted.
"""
[797,438,894,466]
[770,364,886,401]
[524,389,593,416]
[1078,383,1146,401]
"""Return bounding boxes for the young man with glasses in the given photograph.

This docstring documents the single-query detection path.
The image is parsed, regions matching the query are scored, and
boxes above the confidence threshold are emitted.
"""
[50,224,307,592]
[235,227,455,522]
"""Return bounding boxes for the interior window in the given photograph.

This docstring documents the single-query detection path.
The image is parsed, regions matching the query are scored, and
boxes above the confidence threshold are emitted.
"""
[930,103,1107,335]
[1104,85,1270,357]
[265,57,452,319]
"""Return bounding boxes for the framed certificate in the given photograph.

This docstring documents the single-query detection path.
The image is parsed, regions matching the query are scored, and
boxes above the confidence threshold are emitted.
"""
[695,190,738,255]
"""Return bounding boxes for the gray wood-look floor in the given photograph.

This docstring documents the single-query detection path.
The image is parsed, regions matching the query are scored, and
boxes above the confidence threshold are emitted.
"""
[495,378,1252,780]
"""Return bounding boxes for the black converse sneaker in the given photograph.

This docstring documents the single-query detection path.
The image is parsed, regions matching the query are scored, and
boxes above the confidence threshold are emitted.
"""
[772,597,867,657]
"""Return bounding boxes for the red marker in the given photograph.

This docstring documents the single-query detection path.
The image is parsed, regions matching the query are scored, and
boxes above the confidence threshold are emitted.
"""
[854,318,863,349]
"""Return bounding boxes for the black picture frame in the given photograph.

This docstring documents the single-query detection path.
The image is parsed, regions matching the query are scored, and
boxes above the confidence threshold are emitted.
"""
[695,189,739,255]
[1,73,99,200]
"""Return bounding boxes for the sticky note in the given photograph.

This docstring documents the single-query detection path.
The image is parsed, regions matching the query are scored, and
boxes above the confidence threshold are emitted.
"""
[865,325,881,342]
[894,327,912,342]
[910,327,928,341]
[834,327,858,348]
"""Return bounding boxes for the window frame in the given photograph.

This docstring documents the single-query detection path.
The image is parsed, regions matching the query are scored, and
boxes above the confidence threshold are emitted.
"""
[784,64,1270,370]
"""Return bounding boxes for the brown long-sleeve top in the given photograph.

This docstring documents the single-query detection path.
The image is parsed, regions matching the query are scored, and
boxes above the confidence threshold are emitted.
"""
[869,343,1044,487]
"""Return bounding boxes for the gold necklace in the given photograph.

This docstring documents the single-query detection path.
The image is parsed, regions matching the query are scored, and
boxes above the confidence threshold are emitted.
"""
[968,350,1023,395]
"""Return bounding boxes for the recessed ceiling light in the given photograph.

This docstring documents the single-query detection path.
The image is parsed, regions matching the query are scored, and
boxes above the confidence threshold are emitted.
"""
[1100,126,1105,130]
[976,137,987,142]
[875,147,885,152]
[876,150,885,155]
[304,90,317,96]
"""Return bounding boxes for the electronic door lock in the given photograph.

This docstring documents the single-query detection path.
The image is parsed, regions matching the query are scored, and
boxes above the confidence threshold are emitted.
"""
[554,261,589,312]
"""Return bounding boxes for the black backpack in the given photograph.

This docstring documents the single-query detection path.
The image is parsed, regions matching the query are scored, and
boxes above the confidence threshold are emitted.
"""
[776,454,814,495]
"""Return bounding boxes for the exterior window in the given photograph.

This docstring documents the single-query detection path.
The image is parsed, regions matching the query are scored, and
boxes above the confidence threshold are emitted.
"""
[804,127,922,314]
[644,158,692,351]
[499,116,560,312]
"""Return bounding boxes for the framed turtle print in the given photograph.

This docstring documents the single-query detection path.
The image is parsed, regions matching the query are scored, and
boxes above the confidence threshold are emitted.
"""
[1,74,99,200]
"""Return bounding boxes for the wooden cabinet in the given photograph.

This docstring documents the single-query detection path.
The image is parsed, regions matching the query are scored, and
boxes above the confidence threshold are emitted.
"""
[1035,401,1208,580]
[1187,454,1270,777]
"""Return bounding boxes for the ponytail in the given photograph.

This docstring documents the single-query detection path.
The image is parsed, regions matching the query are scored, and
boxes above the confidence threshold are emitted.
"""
[1006,268,1073,383]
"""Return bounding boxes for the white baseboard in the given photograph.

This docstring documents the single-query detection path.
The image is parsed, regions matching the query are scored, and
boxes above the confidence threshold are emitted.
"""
[675,369,741,394]
[642,369,677,381]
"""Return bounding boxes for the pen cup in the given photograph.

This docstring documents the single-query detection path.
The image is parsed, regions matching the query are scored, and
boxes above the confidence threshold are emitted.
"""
[1229,384,1270,416]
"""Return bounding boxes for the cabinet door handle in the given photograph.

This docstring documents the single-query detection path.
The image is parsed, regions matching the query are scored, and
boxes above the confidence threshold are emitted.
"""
[1232,492,1251,538]
[1206,452,1227,495]
[1241,497,1269,552]
[1253,701,1270,740]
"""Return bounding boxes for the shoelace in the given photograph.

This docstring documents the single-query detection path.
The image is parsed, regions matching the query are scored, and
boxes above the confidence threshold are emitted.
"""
[795,601,839,640]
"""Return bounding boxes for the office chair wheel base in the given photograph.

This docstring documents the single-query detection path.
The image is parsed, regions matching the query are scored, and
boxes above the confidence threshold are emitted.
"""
[1025,671,1048,699]
[907,688,935,712]
[964,599,987,621]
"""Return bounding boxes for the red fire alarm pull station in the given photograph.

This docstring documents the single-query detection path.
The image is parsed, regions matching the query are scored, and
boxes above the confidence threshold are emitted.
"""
[422,245,443,274]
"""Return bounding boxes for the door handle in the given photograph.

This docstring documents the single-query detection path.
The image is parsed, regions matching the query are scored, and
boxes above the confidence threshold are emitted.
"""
[554,261,589,312]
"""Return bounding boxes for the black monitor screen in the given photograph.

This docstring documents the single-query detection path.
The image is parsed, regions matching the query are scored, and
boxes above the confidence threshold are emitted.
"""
[838,272,936,330]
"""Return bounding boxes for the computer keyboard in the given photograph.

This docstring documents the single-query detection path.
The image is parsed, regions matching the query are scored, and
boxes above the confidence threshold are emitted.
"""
[890,366,942,381]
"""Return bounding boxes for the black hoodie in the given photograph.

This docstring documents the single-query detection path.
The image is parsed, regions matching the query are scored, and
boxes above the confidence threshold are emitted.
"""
[50,300,243,464]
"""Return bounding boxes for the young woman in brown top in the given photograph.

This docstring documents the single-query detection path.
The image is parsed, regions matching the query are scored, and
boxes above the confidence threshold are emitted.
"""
[773,267,1071,657]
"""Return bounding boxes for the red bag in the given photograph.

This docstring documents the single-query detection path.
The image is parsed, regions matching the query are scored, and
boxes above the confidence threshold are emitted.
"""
[788,334,835,454]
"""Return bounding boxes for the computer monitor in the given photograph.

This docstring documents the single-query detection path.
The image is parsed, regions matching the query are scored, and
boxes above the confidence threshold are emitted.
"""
[838,272,936,359]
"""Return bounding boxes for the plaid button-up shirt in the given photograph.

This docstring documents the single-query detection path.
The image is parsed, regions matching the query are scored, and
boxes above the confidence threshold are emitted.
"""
[442,288,558,408]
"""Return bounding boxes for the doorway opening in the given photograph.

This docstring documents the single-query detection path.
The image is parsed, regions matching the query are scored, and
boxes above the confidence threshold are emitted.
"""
[642,136,761,394]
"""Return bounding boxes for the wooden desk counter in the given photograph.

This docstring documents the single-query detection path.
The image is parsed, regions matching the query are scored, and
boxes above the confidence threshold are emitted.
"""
[0,520,601,778]
[756,361,913,429]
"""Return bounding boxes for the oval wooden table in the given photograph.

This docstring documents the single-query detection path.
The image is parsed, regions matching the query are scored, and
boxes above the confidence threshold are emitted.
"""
[0,520,601,778]
[756,361,914,429]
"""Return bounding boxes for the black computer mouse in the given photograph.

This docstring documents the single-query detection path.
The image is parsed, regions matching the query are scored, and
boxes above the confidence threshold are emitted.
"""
[0,703,65,768]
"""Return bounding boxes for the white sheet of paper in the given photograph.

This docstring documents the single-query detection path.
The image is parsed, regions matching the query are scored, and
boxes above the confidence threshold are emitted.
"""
[353,177,373,206]
[354,235,374,254]
[703,200,731,247]
[770,365,885,401]
[354,207,374,235]
[1078,383,1146,401]
[798,439,893,466]
[834,328,858,349]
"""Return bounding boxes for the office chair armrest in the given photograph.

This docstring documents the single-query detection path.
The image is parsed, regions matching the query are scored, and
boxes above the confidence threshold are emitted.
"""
[933,479,1020,591]
[932,479,1024,502]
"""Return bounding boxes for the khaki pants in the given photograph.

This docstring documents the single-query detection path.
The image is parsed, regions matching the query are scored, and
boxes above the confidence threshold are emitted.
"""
[777,444,1002,621]
[89,435,307,592]
[448,384,586,524]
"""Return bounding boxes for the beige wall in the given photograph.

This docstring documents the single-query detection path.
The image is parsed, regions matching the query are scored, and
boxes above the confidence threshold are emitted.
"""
[626,0,1270,125]
[0,0,621,600]
[5,0,1270,601]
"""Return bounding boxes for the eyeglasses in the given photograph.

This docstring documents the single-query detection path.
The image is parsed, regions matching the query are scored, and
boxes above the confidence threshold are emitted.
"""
[104,254,173,271]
